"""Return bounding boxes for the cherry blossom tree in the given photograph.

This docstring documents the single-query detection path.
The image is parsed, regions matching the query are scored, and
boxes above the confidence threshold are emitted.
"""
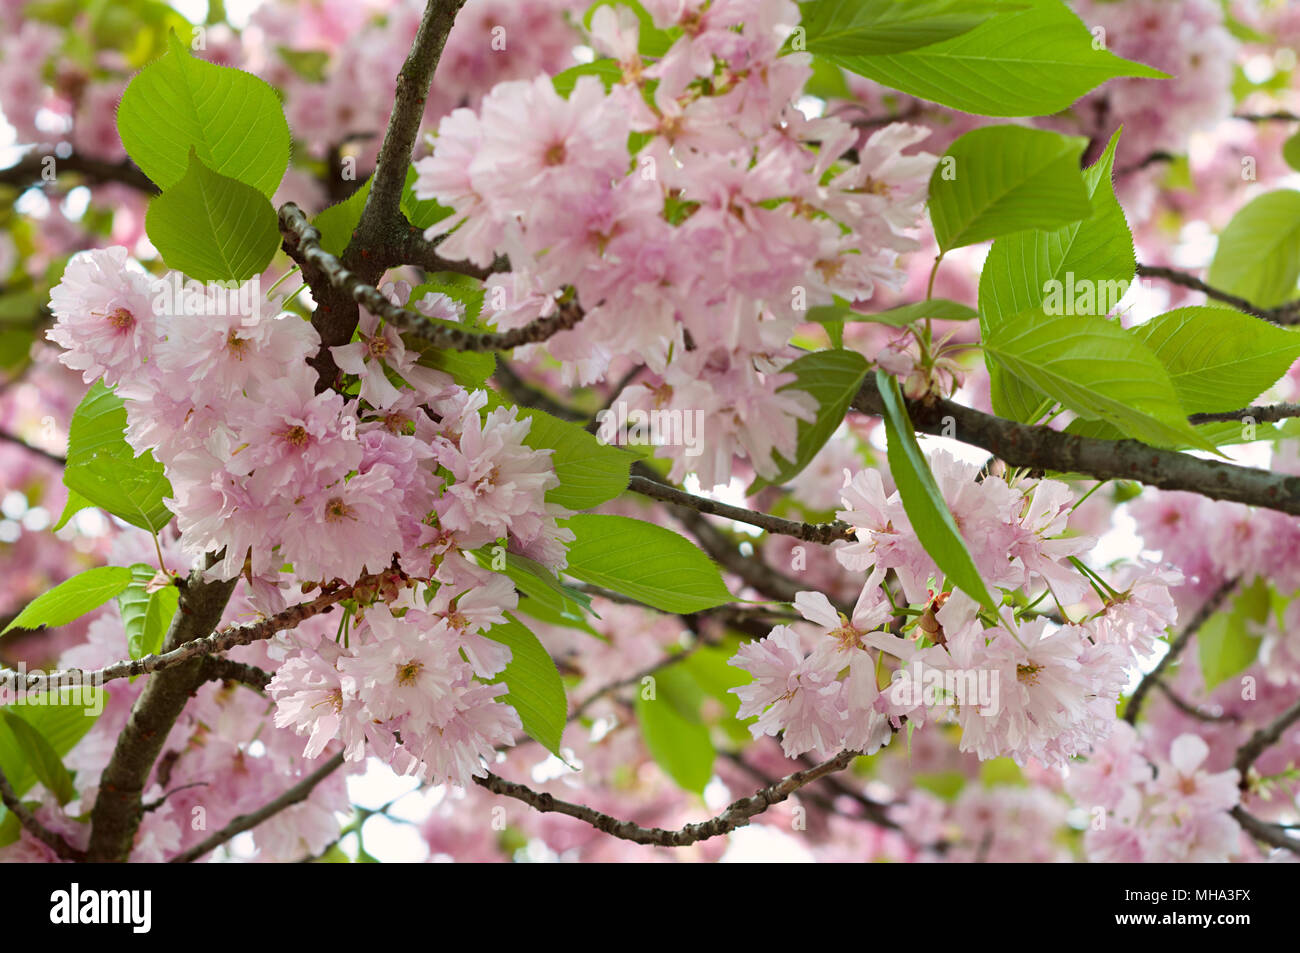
[0,0,1299,865]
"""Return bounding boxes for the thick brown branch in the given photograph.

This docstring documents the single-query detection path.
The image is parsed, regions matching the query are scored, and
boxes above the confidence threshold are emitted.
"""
[473,748,861,847]
[86,571,239,861]
[168,751,346,863]
[279,202,582,353]
[346,0,467,262]
[851,380,1300,518]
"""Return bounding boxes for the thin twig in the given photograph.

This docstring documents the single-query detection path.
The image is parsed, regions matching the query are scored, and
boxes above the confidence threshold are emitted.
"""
[0,765,85,861]
[473,748,861,847]
[169,751,347,862]
[1123,578,1239,725]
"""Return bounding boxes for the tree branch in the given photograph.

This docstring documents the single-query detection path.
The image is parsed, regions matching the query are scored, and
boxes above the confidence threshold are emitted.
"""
[851,380,1300,519]
[1235,697,1300,789]
[0,765,85,861]
[628,474,855,544]
[473,748,861,847]
[279,202,583,353]
[1187,403,1300,426]
[86,570,239,861]
[1230,805,1300,857]
[169,751,346,863]
[1136,264,1300,325]
[0,429,65,466]
[0,581,356,696]
[1123,577,1239,725]
[0,152,158,195]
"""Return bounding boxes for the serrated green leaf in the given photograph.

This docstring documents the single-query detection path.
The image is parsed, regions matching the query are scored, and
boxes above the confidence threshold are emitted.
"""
[560,514,733,614]
[1206,189,1300,310]
[752,349,869,490]
[551,59,623,97]
[826,0,1166,118]
[473,549,595,622]
[0,710,75,805]
[983,310,1216,451]
[484,614,567,757]
[635,666,713,794]
[2,566,134,635]
[521,407,633,511]
[145,149,280,280]
[401,164,453,231]
[118,31,290,197]
[797,0,1006,57]
[118,564,179,661]
[1128,307,1300,414]
[1198,583,1267,690]
[313,176,371,257]
[930,125,1092,251]
[875,371,999,614]
[63,382,174,533]
[0,688,105,806]
[979,129,1134,423]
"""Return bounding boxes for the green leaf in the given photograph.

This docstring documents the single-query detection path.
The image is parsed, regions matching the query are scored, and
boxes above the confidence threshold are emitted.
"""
[1284,132,1300,174]
[472,549,594,623]
[52,489,92,532]
[277,46,330,83]
[118,31,290,197]
[982,310,1216,451]
[875,371,998,613]
[825,0,1166,117]
[401,164,453,231]
[929,125,1092,250]
[2,566,134,635]
[551,59,623,97]
[117,564,179,661]
[752,349,869,489]
[1206,189,1300,309]
[0,688,105,805]
[1198,583,1268,690]
[484,614,567,757]
[809,298,978,328]
[979,129,1134,422]
[797,0,1007,57]
[63,382,174,533]
[1129,307,1300,414]
[312,176,371,257]
[561,514,733,614]
[635,666,714,794]
[145,149,280,281]
[0,710,76,805]
[521,408,633,511]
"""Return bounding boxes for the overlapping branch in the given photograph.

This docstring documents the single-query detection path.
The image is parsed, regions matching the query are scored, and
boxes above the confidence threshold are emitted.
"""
[851,381,1300,518]
[0,765,85,861]
[0,581,354,696]
[473,748,861,847]
[169,751,346,863]
[1136,263,1300,325]
[279,202,583,353]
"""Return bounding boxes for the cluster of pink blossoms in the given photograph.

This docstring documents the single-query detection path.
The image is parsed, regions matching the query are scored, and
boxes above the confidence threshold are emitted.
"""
[45,246,575,787]
[1067,723,1244,862]
[414,0,936,487]
[730,452,1183,766]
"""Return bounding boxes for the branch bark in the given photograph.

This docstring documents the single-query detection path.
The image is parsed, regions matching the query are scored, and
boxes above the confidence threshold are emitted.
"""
[851,380,1300,518]
[85,571,239,862]
[0,765,85,861]
[473,748,861,847]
